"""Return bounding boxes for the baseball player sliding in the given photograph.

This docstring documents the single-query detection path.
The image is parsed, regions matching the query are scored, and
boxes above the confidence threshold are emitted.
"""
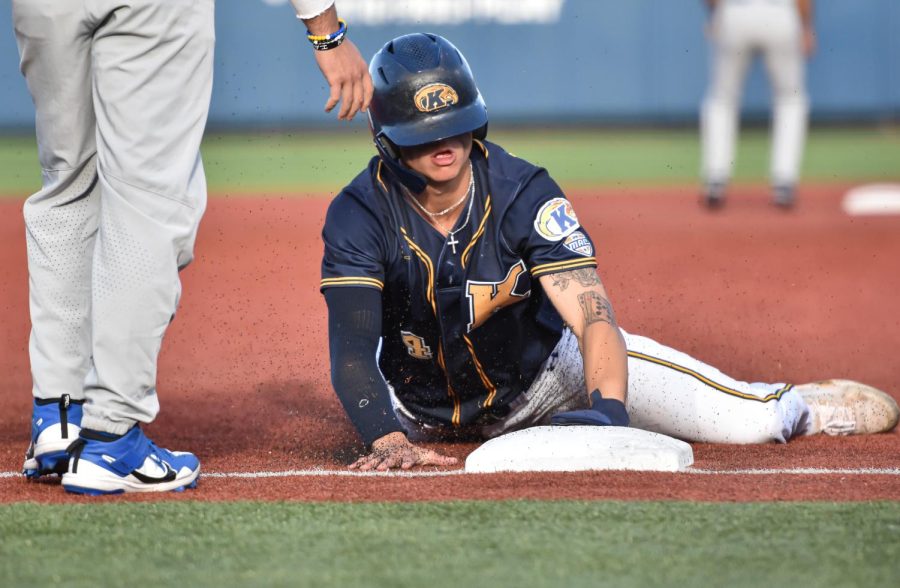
[321,33,898,471]
[16,0,372,495]
[701,0,815,209]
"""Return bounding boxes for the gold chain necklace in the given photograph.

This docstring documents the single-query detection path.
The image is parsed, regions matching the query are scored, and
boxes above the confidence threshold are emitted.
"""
[405,162,476,255]
[407,161,474,218]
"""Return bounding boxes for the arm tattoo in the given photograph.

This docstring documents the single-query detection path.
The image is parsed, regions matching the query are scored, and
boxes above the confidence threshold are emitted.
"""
[551,272,571,291]
[577,291,617,327]
[551,267,602,291]
[571,268,602,287]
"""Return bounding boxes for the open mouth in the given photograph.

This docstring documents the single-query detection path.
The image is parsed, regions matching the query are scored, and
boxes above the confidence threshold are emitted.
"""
[432,148,456,166]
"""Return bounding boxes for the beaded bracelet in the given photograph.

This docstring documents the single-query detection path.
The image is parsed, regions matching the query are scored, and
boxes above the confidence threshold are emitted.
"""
[306,19,347,51]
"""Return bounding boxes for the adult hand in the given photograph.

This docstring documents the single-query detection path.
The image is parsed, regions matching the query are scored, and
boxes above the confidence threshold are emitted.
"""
[350,431,458,471]
[313,39,374,121]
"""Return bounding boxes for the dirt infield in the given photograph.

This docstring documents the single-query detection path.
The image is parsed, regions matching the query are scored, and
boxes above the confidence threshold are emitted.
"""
[1,184,899,503]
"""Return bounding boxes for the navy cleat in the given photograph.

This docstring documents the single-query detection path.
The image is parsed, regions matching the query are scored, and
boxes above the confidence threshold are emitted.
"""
[772,184,796,209]
[701,181,726,210]
[23,394,84,479]
[62,426,200,495]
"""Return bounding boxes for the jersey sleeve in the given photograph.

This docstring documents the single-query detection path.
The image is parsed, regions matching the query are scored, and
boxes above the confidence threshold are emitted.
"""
[320,191,387,292]
[504,170,598,279]
[289,0,334,19]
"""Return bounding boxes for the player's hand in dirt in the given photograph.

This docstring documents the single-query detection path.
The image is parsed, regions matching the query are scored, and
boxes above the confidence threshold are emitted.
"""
[313,39,374,121]
[350,431,458,471]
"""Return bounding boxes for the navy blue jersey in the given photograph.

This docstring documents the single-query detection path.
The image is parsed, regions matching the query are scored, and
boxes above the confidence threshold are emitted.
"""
[321,140,598,427]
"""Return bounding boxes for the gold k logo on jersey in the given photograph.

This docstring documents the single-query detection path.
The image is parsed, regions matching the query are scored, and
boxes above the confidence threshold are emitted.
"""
[414,83,459,113]
[534,198,580,242]
[465,261,531,332]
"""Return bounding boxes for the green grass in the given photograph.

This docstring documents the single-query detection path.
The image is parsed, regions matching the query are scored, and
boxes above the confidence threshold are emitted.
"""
[504,127,900,187]
[1,500,898,587]
[1,127,899,197]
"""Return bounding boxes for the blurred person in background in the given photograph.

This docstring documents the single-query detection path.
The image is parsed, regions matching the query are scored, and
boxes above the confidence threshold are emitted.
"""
[15,0,372,495]
[700,0,815,209]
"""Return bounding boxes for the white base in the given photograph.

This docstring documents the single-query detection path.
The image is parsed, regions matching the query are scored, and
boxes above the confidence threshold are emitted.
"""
[464,426,694,473]
[842,184,900,216]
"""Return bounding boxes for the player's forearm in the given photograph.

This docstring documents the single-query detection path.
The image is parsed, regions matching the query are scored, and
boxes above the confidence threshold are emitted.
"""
[325,287,404,447]
[539,268,628,401]
[580,321,628,403]
[330,353,404,446]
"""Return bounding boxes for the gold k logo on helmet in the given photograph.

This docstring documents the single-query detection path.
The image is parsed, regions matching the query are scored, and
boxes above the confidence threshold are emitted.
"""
[414,83,459,113]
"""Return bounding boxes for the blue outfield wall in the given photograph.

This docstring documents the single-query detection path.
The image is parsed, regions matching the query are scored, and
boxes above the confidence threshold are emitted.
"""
[1,0,898,130]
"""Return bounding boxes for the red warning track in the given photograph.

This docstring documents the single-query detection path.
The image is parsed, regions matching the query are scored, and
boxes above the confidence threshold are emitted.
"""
[1,184,899,503]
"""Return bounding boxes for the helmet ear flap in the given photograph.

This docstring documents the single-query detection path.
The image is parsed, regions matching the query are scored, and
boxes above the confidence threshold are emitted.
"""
[375,133,399,161]
[474,123,488,141]
[373,131,429,195]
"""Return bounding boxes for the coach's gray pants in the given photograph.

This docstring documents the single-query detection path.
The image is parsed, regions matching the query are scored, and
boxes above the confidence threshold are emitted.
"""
[13,0,215,434]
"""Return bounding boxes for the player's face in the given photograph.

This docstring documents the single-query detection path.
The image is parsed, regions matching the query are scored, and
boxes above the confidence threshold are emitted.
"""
[400,133,474,185]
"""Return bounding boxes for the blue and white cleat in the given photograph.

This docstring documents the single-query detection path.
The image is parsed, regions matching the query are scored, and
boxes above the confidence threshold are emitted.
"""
[23,394,84,478]
[62,427,200,495]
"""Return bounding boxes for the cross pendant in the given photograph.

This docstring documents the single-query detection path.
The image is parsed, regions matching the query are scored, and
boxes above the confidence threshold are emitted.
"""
[447,233,459,254]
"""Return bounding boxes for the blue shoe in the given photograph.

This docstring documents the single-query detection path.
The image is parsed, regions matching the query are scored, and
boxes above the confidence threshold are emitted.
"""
[23,394,84,478]
[62,427,200,495]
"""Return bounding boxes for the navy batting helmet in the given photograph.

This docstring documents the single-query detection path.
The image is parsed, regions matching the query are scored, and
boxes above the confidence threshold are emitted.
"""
[368,33,488,192]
